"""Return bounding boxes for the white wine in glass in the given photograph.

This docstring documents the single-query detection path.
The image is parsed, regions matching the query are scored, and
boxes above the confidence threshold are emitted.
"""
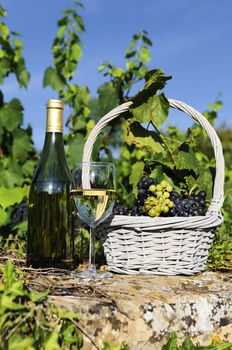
[71,162,116,279]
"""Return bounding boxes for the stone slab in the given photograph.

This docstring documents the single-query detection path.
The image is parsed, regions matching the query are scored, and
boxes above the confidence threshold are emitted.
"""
[48,271,232,349]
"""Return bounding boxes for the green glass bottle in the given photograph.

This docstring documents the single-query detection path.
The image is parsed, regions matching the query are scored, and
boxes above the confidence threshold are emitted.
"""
[27,99,74,269]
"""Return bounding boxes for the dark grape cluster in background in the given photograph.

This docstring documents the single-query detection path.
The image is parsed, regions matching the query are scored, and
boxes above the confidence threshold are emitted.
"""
[12,202,28,226]
[113,176,208,218]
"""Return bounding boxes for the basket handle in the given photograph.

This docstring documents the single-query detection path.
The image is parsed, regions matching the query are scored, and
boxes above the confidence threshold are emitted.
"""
[82,98,224,213]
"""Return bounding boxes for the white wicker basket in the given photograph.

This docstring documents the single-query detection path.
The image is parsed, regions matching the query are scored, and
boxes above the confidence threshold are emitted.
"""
[82,99,224,275]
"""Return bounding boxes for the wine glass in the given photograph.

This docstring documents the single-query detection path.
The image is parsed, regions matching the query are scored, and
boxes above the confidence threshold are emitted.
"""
[70,162,116,279]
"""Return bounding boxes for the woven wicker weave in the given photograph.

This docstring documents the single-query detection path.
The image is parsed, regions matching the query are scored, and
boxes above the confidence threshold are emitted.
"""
[82,99,224,275]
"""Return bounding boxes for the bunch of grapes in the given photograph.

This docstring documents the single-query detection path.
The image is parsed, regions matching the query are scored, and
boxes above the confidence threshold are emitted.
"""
[113,175,208,218]
[113,204,143,216]
[169,190,207,217]
[143,180,175,217]
[11,202,28,226]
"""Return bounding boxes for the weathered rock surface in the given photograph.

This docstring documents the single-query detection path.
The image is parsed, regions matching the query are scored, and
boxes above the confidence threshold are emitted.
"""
[48,271,232,350]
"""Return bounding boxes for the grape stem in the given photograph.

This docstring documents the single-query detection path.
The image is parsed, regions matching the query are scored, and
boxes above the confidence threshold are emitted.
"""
[189,184,199,197]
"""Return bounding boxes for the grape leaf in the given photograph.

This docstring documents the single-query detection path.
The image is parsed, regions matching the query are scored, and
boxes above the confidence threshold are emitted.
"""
[67,133,85,167]
[0,186,29,209]
[0,98,23,132]
[0,58,10,83]
[129,161,144,196]
[126,121,165,154]
[97,82,119,116]
[184,175,196,191]
[15,57,30,88]
[43,66,65,92]
[110,67,124,78]
[0,159,25,187]
[138,46,150,63]
[174,143,199,175]
[150,165,174,186]
[196,169,213,199]
[131,69,171,106]
[0,22,9,39]
[149,152,175,169]
[131,93,169,127]
[12,128,34,162]
[0,206,8,224]
[22,160,36,177]
[70,42,82,61]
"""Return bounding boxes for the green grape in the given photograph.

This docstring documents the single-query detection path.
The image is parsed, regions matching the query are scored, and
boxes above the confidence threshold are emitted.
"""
[149,184,156,192]
[164,198,171,205]
[159,197,165,204]
[156,184,163,191]
[156,191,163,197]
[156,204,162,212]
[168,201,174,208]
[166,185,173,192]
[147,196,157,205]
[163,192,170,199]
[148,208,157,217]
[162,205,169,213]
[160,180,167,188]
[144,203,150,211]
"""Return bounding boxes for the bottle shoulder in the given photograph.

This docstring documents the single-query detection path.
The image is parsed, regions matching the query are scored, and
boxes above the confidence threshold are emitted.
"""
[32,159,72,183]
[32,132,73,183]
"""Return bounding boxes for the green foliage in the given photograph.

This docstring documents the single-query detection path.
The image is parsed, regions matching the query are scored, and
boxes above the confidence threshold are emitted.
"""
[0,6,29,87]
[120,74,215,200]
[0,5,37,235]
[103,343,129,350]
[0,260,83,349]
[43,0,92,169]
[161,332,232,350]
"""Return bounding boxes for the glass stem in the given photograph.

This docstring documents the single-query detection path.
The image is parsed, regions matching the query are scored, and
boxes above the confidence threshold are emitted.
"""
[88,226,96,271]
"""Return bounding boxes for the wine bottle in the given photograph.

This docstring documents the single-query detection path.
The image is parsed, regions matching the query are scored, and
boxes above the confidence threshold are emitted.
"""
[27,99,74,269]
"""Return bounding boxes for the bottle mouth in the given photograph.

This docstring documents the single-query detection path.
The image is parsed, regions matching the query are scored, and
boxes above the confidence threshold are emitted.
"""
[47,99,64,110]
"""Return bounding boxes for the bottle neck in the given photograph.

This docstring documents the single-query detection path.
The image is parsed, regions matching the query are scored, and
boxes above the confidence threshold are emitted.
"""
[42,132,66,158]
[32,131,71,183]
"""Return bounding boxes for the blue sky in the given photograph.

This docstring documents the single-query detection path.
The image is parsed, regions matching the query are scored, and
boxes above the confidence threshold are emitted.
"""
[1,0,232,150]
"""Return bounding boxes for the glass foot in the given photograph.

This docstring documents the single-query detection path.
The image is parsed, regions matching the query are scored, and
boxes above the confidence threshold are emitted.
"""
[70,267,113,279]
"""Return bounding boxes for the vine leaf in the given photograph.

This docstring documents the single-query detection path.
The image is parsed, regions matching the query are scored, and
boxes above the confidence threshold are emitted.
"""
[184,175,196,192]
[12,128,34,162]
[0,207,7,223]
[67,133,85,166]
[43,66,65,92]
[174,143,199,174]
[131,93,169,127]
[0,98,23,132]
[129,161,144,196]
[0,186,29,210]
[131,69,171,107]
[196,169,213,199]
[126,121,165,154]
